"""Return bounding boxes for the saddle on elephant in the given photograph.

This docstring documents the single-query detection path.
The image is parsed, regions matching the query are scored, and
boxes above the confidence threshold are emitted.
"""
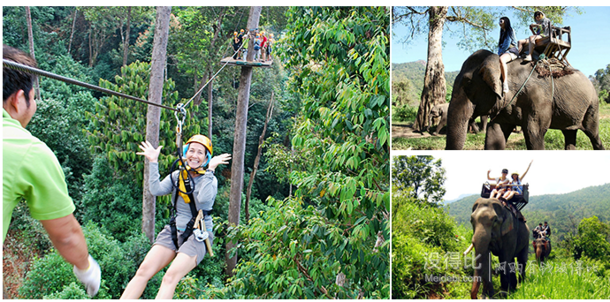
[481,182,529,222]
[481,182,529,210]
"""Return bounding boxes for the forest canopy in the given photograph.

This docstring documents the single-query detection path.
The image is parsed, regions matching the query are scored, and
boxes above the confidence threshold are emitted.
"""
[3,6,389,299]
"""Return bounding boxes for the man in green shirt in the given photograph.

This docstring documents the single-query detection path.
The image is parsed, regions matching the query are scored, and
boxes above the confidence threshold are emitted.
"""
[3,45,100,297]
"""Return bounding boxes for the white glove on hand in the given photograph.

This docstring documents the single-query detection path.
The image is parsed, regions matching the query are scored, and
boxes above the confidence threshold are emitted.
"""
[73,254,101,297]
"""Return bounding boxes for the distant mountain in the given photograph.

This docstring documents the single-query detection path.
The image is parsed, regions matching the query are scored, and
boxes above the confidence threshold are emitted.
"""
[445,193,478,204]
[392,61,459,106]
[445,183,610,242]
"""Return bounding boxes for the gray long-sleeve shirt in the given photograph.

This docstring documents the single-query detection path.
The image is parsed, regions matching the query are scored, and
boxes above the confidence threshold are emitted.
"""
[148,162,217,232]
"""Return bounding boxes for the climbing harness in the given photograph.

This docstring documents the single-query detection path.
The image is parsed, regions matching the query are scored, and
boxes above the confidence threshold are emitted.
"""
[167,108,215,252]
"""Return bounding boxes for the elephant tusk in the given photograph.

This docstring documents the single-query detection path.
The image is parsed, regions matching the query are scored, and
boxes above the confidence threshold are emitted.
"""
[463,243,474,256]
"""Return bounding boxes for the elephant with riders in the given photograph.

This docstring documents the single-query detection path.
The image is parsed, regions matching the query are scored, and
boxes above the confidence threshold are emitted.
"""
[443,49,604,150]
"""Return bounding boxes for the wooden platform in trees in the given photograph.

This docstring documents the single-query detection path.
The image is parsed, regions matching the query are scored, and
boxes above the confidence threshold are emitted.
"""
[220,56,273,68]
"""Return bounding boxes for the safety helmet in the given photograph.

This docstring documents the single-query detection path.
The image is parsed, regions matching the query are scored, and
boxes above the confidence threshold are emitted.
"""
[234,31,238,36]
[240,29,244,33]
[183,134,213,167]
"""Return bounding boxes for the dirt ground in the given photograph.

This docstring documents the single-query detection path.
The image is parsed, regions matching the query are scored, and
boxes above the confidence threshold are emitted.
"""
[392,123,437,139]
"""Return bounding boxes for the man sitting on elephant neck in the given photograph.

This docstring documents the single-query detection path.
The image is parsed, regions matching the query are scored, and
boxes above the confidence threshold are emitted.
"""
[487,168,510,199]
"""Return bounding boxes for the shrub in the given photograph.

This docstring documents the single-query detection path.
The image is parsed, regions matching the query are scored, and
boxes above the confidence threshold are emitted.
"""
[18,222,159,299]
[80,156,143,242]
[392,104,418,123]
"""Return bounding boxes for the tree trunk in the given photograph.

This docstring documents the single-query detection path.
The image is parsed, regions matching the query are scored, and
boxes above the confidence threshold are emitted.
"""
[414,6,447,132]
[123,6,132,67]
[142,6,171,243]
[25,7,41,101]
[245,92,274,223]
[68,8,77,55]
[225,6,262,277]
[207,70,213,139]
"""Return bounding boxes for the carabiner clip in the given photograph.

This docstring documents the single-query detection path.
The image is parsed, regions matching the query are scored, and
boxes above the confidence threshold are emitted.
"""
[175,103,187,149]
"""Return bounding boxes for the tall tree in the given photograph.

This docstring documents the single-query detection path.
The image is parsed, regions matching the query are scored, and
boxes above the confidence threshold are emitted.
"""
[393,6,579,132]
[225,6,262,277]
[142,6,172,243]
[392,155,446,205]
[122,6,132,67]
[245,92,274,223]
[393,6,495,132]
[24,6,41,101]
[214,7,391,298]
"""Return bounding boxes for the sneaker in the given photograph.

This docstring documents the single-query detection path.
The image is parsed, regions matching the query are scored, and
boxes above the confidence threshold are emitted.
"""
[523,55,532,62]
[503,82,509,93]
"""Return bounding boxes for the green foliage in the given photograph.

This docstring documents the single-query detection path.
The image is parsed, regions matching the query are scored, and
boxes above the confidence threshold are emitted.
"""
[392,104,418,123]
[592,64,610,103]
[85,61,201,187]
[213,7,391,299]
[18,222,158,299]
[569,216,610,261]
[18,251,84,299]
[507,258,610,299]
[7,203,53,253]
[43,282,90,299]
[392,155,446,205]
[81,156,143,242]
[392,194,472,299]
[391,61,459,107]
[213,196,388,299]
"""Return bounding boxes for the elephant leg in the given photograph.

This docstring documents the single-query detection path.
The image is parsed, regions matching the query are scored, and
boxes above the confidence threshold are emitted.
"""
[523,119,549,150]
[516,245,528,282]
[581,111,605,150]
[436,117,446,135]
[484,122,513,150]
[562,129,577,150]
[480,116,488,134]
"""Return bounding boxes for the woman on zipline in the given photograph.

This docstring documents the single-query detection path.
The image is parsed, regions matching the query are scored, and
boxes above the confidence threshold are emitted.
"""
[121,135,231,299]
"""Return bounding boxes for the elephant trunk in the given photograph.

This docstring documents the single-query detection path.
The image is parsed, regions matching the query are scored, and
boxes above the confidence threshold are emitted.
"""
[445,95,473,150]
[471,233,493,299]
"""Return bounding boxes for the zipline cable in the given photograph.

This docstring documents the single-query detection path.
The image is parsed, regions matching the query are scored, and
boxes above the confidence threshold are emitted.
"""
[3,59,179,112]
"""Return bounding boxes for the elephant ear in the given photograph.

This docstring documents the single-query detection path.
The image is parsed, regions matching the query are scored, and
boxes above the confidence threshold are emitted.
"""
[478,59,503,100]
[501,210,514,236]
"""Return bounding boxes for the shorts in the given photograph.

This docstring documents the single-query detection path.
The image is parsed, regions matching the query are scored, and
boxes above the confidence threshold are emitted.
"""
[153,225,214,265]
[501,47,518,61]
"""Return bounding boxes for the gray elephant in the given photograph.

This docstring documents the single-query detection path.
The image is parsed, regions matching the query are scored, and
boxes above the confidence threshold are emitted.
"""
[533,238,551,264]
[429,103,487,135]
[469,198,529,298]
[446,49,604,150]
[429,103,449,135]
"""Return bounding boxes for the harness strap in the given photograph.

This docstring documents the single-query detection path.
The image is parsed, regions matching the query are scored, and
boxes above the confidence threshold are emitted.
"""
[169,169,213,249]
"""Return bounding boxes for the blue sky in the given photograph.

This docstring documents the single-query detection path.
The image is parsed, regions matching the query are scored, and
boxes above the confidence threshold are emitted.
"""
[392,6,610,77]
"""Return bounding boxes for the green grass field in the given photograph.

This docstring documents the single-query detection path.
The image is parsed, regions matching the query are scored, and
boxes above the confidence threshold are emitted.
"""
[507,259,610,299]
[392,103,610,150]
